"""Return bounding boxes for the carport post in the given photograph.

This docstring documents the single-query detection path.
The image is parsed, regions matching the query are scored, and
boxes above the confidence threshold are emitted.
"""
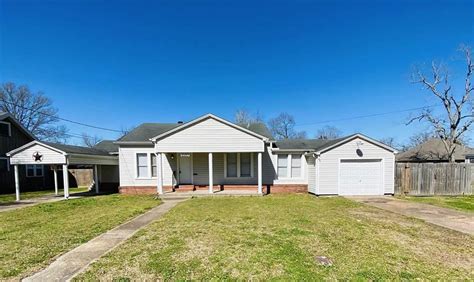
[62,164,69,199]
[94,165,99,194]
[14,165,20,201]
[53,167,58,196]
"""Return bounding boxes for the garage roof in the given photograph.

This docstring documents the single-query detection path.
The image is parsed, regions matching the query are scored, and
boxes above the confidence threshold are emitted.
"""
[43,142,113,156]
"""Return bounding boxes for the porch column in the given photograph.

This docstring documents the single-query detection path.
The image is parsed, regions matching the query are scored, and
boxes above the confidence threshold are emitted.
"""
[208,152,213,193]
[257,152,262,194]
[156,153,163,195]
[53,167,58,196]
[62,164,69,199]
[94,165,99,194]
[14,165,20,201]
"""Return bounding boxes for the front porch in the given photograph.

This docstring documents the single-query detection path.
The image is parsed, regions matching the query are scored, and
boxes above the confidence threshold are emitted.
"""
[155,152,264,195]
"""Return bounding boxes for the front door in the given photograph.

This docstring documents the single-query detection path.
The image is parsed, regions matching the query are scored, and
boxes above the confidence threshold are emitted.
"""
[178,153,193,184]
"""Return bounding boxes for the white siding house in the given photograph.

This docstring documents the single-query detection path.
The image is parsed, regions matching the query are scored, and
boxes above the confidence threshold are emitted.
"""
[115,114,396,196]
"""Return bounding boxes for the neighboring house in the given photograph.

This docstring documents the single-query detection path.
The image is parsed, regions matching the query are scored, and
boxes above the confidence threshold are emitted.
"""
[0,111,54,193]
[396,139,473,163]
[116,113,396,196]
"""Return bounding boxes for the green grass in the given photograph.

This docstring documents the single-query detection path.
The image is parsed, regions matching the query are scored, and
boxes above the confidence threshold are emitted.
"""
[398,195,474,212]
[77,195,474,280]
[0,186,89,204]
[0,194,160,279]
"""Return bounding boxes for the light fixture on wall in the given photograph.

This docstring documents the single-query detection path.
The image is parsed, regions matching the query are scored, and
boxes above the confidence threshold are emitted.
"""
[170,154,175,160]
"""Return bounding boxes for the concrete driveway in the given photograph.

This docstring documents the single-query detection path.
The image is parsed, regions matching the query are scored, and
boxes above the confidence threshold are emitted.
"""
[348,196,474,235]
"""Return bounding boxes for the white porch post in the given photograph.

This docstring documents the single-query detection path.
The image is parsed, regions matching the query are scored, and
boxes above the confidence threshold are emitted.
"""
[94,165,99,194]
[208,152,213,193]
[53,167,58,196]
[14,165,20,201]
[156,153,163,195]
[257,152,262,194]
[62,164,69,199]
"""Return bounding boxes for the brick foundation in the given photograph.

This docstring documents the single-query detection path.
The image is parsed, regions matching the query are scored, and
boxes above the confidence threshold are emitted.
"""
[120,184,308,194]
[119,186,173,195]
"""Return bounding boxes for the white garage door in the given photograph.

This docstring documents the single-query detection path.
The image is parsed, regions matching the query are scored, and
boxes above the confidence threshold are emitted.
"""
[339,159,383,195]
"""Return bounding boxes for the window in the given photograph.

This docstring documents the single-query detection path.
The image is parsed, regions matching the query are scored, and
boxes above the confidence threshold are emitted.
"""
[277,154,303,178]
[240,153,251,177]
[151,154,157,177]
[225,153,254,178]
[0,158,9,172]
[0,122,11,137]
[137,153,148,178]
[26,164,43,177]
[291,154,302,177]
[277,154,288,178]
[226,153,237,177]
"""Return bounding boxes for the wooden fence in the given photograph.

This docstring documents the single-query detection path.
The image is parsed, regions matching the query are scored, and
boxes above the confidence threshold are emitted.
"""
[395,163,474,195]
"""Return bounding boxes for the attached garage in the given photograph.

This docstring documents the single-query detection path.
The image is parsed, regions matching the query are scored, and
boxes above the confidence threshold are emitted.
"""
[314,134,396,196]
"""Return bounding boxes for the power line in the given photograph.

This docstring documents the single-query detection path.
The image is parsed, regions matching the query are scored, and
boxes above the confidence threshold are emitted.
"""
[1,100,123,133]
[295,105,439,127]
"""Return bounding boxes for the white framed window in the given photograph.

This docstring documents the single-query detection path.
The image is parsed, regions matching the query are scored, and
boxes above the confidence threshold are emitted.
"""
[277,154,303,179]
[277,154,288,178]
[291,154,302,177]
[151,154,157,177]
[26,164,43,177]
[225,153,254,178]
[0,157,9,172]
[136,153,148,178]
[0,121,11,137]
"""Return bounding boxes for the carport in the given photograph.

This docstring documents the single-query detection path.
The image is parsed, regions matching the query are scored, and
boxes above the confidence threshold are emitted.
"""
[7,140,118,201]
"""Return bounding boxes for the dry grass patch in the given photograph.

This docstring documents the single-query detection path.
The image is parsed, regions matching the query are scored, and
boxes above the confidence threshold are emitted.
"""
[77,195,473,280]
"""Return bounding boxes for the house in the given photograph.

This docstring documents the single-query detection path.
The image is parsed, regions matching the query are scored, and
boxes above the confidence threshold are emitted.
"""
[396,139,473,163]
[0,111,54,193]
[116,114,396,196]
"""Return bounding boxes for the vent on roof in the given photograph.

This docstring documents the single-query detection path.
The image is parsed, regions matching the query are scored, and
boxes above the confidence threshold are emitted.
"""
[177,121,184,124]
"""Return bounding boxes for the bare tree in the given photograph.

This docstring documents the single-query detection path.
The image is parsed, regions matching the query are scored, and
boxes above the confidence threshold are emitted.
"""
[408,45,474,162]
[117,125,136,139]
[379,137,398,149]
[268,112,307,140]
[0,82,69,142]
[315,126,342,140]
[82,133,103,148]
[234,109,264,126]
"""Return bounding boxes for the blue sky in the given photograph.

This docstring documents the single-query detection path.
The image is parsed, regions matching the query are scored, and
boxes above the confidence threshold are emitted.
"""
[1,0,473,145]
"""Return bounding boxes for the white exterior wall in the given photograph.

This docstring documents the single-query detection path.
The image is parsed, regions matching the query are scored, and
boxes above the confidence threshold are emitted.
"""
[9,143,66,165]
[119,145,174,187]
[155,118,264,152]
[306,155,316,193]
[316,137,395,195]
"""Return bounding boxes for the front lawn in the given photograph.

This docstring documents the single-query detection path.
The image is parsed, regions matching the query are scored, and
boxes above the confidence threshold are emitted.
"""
[77,195,473,280]
[398,195,474,212]
[0,186,89,204]
[0,194,160,279]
